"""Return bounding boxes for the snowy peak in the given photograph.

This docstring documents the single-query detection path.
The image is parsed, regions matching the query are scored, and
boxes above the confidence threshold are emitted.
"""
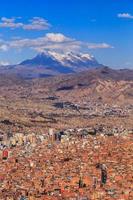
[44,51,96,66]
[21,51,100,66]
[19,51,102,76]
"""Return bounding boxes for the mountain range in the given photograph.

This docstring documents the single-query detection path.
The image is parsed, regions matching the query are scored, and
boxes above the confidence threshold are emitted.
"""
[0,51,132,106]
[0,51,102,79]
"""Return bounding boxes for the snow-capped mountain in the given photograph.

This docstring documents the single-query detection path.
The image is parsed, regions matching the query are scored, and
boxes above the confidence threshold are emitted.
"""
[20,51,102,72]
[0,51,103,79]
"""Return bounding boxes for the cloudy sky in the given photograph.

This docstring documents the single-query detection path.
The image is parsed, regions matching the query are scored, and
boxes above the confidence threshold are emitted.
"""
[0,0,132,68]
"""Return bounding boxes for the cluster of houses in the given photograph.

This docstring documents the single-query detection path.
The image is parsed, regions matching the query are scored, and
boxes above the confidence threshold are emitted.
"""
[0,124,132,153]
[62,101,133,118]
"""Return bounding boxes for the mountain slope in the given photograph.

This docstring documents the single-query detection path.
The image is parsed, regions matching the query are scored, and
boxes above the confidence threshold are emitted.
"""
[35,67,133,105]
[0,51,104,79]
[0,51,102,79]
[20,51,101,70]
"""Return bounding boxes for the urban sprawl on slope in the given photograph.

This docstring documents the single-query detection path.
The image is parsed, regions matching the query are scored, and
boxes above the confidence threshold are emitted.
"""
[0,128,133,200]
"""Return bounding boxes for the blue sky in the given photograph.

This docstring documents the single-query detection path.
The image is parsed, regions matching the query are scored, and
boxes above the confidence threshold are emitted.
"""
[0,0,133,68]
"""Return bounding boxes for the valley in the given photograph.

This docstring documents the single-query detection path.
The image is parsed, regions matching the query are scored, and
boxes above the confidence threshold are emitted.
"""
[0,66,132,135]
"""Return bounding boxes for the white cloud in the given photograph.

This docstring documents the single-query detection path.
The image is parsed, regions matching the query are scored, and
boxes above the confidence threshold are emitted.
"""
[7,33,81,53]
[88,43,113,49]
[0,17,23,29]
[0,33,113,53]
[0,17,51,30]
[0,61,10,66]
[23,17,51,30]
[0,44,9,51]
[117,13,133,19]
[45,33,73,42]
